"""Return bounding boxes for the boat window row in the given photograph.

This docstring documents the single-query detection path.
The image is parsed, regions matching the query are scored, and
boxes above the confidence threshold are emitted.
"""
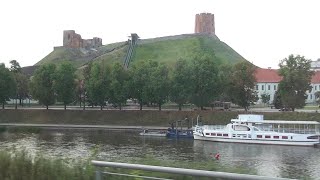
[205,133,228,137]
[256,135,292,139]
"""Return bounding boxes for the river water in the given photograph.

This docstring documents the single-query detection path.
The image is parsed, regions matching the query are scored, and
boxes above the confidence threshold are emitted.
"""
[0,129,319,179]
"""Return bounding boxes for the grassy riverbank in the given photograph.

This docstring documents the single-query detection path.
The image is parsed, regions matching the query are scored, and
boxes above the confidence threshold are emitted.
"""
[0,150,256,180]
[0,109,320,126]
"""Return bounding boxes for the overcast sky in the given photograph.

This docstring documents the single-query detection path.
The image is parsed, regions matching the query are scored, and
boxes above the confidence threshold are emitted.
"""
[0,0,319,69]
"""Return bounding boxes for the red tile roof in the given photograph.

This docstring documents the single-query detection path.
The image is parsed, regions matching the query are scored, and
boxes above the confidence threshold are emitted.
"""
[255,68,282,83]
[311,71,320,83]
[255,68,320,83]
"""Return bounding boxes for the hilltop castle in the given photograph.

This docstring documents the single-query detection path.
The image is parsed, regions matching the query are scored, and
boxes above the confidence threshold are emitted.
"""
[195,13,215,35]
[56,13,214,50]
[62,30,102,49]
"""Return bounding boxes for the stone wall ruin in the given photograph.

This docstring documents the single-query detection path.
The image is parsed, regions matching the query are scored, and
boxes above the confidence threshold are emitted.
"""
[63,30,102,49]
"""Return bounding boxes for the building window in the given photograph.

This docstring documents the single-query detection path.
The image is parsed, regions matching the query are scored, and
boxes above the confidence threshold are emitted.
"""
[274,85,277,90]
[316,86,318,91]
[256,85,259,90]
[268,85,270,90]
[310,94,312,99]
[262,85,264,91]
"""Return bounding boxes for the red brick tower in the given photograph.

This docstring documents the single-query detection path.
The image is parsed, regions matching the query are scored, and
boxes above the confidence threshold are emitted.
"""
[195,13,215,35]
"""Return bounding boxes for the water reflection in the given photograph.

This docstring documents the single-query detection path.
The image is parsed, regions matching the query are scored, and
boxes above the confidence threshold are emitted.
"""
[0,129,319,179]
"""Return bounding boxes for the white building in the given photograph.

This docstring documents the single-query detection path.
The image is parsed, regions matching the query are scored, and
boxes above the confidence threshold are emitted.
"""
[255,68,320,104]
[310,59,320,71]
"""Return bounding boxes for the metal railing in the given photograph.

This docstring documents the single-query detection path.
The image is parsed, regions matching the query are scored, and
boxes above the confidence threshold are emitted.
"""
[92,160,294,180]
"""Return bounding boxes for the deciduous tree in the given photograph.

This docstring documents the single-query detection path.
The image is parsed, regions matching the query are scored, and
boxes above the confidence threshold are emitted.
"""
[190,55,220,110]
[30,64,56,109]
[170,59,192,110]
[86,62,110,110]
[228,61,258,111]
[109,63,129,110]
[149,63,170,110]
[0,64,16,109]
[54,62,76,110]
[278,55,314,111]
[9,60,29,108]
[261,93,270,106]
[129,60,153,110]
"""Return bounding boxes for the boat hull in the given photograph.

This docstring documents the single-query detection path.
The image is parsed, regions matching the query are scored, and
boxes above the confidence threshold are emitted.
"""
[193,134,318,146]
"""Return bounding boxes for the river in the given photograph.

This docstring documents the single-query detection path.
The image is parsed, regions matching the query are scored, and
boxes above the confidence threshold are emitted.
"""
[0,129,319,179]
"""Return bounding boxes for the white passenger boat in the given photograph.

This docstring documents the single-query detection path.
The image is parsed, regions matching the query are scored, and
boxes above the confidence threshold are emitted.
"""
[193,114,320,146]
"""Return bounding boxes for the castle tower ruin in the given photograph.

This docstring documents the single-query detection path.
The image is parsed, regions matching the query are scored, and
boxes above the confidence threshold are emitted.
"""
[195,13,215,35]
[63,30,102,49]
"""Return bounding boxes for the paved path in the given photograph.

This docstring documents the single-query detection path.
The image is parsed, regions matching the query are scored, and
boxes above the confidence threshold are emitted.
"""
[0,123,168,131]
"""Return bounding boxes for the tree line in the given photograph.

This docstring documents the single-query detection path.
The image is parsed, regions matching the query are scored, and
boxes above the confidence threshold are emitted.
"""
[0,54,314,111]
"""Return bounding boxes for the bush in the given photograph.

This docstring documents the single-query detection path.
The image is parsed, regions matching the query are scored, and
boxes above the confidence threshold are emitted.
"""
[0,150,95,180]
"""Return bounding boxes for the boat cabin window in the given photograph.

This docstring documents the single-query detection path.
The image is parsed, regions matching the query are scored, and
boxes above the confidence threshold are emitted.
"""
[253,127,260,131]
[233,125,250,131]
[265,135,271,138]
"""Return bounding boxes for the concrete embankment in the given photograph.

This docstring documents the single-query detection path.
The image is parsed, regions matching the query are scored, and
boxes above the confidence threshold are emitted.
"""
[0,109,320,127]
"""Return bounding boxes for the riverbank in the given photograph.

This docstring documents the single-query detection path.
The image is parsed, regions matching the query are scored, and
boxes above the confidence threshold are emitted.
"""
[1,109,320,126]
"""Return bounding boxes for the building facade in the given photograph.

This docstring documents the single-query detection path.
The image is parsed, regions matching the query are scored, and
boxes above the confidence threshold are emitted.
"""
[255,68,320,104]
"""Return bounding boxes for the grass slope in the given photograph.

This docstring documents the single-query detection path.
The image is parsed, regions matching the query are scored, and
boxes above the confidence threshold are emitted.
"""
[35,42,127,68]
[94,34,247,67]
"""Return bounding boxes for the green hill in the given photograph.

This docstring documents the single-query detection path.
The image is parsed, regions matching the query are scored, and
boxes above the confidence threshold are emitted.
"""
[35,34,247,70]
[35,42,127,68]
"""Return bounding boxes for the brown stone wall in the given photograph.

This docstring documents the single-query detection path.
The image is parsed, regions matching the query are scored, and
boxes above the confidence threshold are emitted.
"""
[195,13,215,35]
[63,30,102,49]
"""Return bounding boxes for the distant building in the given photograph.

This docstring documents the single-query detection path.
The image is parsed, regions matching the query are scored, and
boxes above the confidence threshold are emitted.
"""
[310,58,320,71]
[255,68,282,104]
[255,68,320,104]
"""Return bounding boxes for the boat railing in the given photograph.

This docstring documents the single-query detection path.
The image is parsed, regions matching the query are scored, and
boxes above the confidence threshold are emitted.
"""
[202,125,226,130]
[254,124,319,134]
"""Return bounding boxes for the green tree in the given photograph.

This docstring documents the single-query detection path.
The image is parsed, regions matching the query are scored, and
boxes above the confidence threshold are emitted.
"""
[216,64,233,102]
[109,63,129,110]
[190,55,220,110]
[14,73,29,107]
[0,64,16,109]
[129,60,153,110]
[9,60,22,73]
[170,59,192,110]
[260,93,270,106]
[149,63,170,110]
[228,61,258,111]
[9,60,29,108]
[30,64,56,109]
[86,62,110,110]
[273,90,283,109]
[54,62,76,110]
[278,55,314,111]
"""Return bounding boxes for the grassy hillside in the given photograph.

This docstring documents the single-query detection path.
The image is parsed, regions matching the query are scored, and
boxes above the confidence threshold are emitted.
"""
[133,34,246,66]
[34,34,247,72]
[35,42,127,68]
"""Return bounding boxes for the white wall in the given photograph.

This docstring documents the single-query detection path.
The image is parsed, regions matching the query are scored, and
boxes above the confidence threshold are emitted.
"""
[256,82,278,104]
[256,82,320,105]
